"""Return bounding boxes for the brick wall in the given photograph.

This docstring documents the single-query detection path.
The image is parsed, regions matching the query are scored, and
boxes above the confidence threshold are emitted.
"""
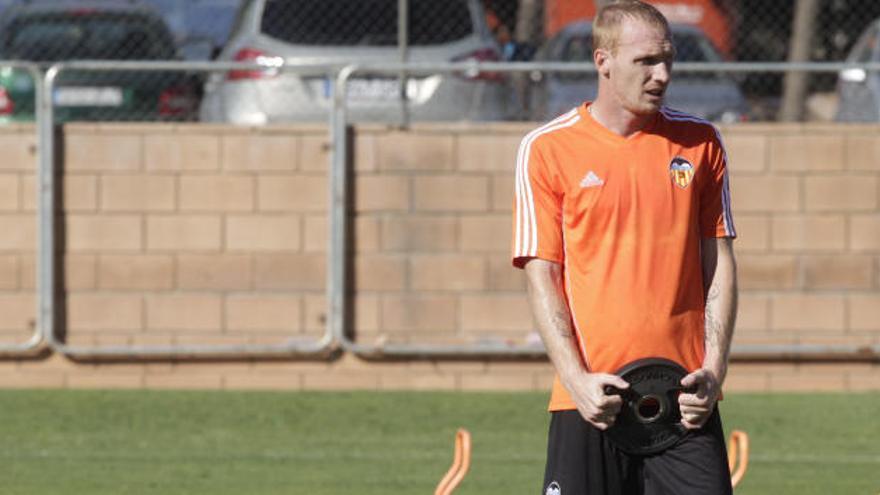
[0,125,39,347]
[0,122,877,391]
[350,125,531,345]
[57,124,329,349]
[725,124,880,352]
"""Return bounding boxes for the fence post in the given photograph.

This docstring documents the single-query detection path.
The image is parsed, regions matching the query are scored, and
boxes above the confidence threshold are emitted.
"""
[779,0,820,121]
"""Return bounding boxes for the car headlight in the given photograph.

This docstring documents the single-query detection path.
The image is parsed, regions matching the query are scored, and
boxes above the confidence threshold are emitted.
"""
[718,110,745,124]
[840,68,867,83]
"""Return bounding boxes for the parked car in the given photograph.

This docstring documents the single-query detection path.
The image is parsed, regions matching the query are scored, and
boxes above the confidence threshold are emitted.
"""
[199,0,509,124]
[0,0,200,123]
[140,0,241,60]
[835,17,880,122]
[529,21,749,123]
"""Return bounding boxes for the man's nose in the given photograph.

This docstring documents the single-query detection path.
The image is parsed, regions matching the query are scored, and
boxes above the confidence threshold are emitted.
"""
[652,62,671,85]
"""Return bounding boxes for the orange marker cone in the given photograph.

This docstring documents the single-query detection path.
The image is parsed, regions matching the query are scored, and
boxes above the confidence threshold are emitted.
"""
[435,428,472,495]
[728,430,750,488]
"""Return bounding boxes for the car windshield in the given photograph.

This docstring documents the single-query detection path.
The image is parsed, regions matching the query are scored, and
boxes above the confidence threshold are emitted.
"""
[141,0,240,58]
[848,24,880,63]
[555,28,722,81]
[260,0,475,46]
[673,32,719,62]
[560,30,717,63]
[1,13,175,61]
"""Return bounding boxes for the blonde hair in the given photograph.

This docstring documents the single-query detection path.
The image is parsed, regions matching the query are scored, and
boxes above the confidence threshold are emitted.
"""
[593,1,670,53]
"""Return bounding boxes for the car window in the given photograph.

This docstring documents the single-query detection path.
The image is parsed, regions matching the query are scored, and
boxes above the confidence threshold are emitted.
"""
[561,34,591,62]
[673,32,716,62]
[260,0,474,46]
[849,24,879,63]
[554,28,721,81]
[226,0,253,43]
[556,29,719,63]
[142,0,241,51]
[0,0,17,18]
[2,13,176,61]
[554,33,593,81]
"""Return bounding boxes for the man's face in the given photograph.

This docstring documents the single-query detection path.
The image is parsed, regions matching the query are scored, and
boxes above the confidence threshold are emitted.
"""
[597,19,674,115]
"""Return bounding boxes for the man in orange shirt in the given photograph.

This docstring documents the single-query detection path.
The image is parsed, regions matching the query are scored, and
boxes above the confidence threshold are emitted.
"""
[512,1,738,494]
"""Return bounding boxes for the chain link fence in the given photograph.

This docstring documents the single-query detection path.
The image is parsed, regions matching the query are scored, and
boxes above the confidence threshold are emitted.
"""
[1,0,880,123]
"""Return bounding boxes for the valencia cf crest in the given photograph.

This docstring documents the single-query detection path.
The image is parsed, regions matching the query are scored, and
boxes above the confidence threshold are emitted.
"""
[669,157,694,189]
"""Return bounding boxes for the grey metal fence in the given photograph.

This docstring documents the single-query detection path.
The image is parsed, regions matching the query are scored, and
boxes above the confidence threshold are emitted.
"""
[332,60,880,361]
[1,0,879,361]
[0,61,44,355]
[0,57,875,363]
[0,0,878,123]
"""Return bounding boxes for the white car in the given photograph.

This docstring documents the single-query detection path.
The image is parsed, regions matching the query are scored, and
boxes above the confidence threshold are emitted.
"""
[199,0,510,124]
[836,18,880,122]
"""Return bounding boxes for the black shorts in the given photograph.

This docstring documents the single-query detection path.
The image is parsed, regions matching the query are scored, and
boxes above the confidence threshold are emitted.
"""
[542,408,732,495]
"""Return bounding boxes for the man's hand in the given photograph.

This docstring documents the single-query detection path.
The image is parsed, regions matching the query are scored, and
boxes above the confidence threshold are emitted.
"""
[678,368,720,430]
[564,371,630,430]
[524,259,632,431]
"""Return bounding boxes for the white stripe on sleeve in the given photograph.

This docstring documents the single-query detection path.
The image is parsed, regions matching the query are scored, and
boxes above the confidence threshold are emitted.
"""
[513,109,579,257]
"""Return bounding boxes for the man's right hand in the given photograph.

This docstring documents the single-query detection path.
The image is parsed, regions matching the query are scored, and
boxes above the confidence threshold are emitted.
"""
[563,372,630,430]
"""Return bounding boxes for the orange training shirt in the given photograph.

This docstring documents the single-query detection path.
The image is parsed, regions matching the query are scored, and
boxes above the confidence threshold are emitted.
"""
[512,103,736,411]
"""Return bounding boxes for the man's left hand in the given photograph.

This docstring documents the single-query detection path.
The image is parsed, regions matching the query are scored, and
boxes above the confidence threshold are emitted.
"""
[678,368,720,430]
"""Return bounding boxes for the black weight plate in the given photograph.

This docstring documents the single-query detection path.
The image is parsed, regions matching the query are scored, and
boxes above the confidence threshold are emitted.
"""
[604,357,690,455]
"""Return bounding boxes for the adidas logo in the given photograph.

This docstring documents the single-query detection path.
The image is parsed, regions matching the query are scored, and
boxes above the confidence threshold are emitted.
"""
[579,171,604,188]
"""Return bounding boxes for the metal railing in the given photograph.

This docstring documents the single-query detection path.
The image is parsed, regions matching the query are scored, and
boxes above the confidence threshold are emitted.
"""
[331,60,880,362]
[0,62,46,355]
[7,58,879,362]
[38,61,344,359]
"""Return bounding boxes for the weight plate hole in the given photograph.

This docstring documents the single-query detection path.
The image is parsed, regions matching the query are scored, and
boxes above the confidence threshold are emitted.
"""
[635,395,664,423]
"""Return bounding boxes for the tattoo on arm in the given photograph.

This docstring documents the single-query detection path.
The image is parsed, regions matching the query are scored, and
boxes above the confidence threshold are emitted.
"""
[704,307,721,348]
[552,310,573,339]
[704,284,725,354]
[706,283,720,304]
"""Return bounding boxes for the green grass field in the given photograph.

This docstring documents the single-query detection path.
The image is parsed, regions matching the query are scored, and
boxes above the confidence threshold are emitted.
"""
[0,390,877,494]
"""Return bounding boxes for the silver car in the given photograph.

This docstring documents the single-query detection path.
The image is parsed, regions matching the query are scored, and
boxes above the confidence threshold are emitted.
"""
[836,18,880,121]
[529,21,749,123]
[199,0,508,124]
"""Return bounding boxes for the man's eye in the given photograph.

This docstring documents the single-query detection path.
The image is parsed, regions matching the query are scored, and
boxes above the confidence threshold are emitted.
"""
[640,57,670,66]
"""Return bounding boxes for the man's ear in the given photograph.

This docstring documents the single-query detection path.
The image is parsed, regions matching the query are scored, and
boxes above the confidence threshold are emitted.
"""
[594,48,612,78]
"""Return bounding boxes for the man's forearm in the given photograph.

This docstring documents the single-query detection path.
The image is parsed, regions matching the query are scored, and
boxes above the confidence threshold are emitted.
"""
[524,259,587,384]
[701,237,738,385]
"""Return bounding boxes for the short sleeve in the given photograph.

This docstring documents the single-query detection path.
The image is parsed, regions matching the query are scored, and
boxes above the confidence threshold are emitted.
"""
[511,136,564,268]
[699,128,736,238]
